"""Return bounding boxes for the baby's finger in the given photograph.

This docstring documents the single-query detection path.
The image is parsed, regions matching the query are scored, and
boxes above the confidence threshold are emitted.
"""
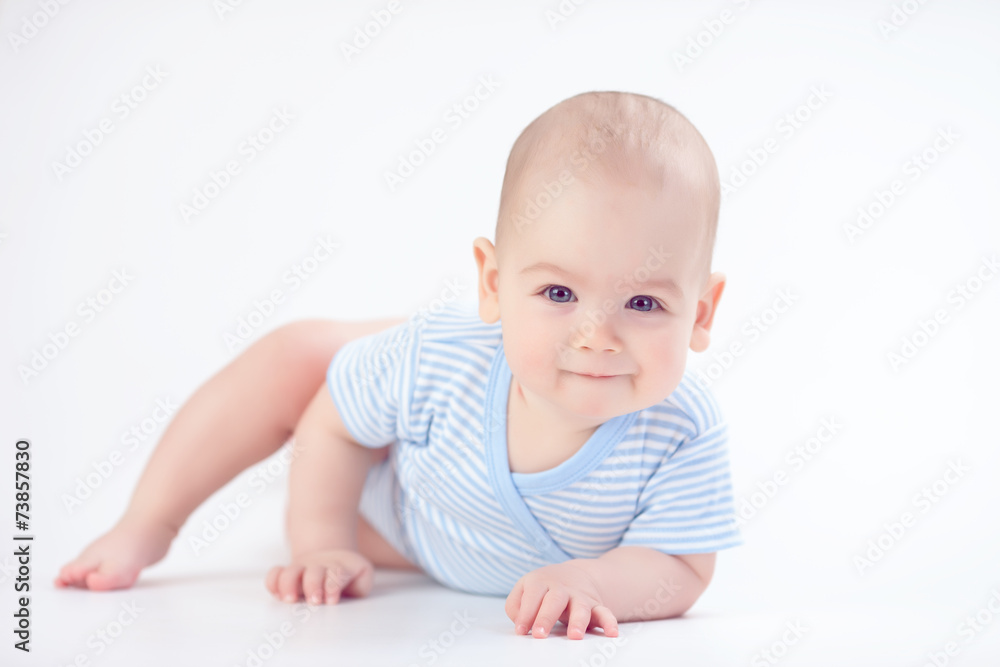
[302,565,327,604]
[276,565,304,603]
[591,605,619,638]
[323,568,346,604]
[513,585,547,636]
[566,600,593,640]
[504,581,524,623]
[531,590,570,639]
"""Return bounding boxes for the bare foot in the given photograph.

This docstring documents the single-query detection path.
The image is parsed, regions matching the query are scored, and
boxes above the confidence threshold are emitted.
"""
[55,514,178,591]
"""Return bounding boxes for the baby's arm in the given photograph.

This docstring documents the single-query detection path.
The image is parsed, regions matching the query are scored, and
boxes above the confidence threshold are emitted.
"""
[579,548,714,619]
[265,384,387,604]
[505,548,715,639]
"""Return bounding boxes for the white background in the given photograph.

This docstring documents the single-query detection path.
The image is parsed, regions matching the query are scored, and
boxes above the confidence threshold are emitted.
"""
[1,0,999,665]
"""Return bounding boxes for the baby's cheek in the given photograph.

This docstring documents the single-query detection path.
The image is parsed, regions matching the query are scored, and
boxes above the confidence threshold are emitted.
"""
[510,321,551,368]
[645,336,688,392]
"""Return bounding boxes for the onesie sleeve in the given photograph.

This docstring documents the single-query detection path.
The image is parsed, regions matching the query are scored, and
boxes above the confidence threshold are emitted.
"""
[617,418,743,554]
[326,314,424,448]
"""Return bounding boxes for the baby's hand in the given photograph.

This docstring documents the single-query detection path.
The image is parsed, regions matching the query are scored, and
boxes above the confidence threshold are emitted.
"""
[266,549,374,605]
[505,560,619,640]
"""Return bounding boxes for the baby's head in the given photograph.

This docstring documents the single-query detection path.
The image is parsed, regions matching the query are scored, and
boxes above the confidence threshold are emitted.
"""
[473,91,725,423]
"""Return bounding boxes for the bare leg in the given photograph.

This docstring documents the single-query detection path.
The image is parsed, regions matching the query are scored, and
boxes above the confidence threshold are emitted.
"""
[55,317,407,590]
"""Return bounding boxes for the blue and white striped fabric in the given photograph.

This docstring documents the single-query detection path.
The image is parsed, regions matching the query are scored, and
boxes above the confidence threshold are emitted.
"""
[327,301,743,596]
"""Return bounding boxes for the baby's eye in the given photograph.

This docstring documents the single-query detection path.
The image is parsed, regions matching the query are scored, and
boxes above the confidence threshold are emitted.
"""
[543,285,575,303]
[541,287,662,312]
[627,295,662,312]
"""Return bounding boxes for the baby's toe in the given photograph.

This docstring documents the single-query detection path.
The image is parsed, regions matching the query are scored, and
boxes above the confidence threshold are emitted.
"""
[265,566,283,597]
[56,561,95,588]
[85,562,138,591]
[276,566,304,603]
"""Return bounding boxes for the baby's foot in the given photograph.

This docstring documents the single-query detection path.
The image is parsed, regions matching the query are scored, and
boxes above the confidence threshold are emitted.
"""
[55,514,178,591]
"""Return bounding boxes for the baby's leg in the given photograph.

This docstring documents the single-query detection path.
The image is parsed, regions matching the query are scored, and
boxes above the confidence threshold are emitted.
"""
[56,317,407,591]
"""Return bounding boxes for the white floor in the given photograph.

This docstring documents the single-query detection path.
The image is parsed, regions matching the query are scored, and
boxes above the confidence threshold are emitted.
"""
[3,0,1000,665]
[29,555,1000,667]
[25,490,1000,667]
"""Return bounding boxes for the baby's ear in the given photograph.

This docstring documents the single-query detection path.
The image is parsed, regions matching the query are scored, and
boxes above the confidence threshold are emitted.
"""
[689,272,725,353]
[473,237,501,323]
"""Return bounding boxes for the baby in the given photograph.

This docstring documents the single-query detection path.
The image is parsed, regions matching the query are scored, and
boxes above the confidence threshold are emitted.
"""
[56,91,742,640]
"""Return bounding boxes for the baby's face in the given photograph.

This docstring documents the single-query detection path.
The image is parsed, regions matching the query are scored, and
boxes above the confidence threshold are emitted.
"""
[490,172,719,423]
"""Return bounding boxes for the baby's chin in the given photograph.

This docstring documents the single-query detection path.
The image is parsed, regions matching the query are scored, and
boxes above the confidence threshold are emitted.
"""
[548,374,640,420]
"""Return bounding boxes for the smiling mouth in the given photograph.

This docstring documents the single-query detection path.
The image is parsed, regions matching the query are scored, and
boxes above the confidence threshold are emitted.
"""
[575,372,618,379]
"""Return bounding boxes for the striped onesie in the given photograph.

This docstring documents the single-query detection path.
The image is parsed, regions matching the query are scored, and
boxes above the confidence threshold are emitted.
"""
[327,301,743,596]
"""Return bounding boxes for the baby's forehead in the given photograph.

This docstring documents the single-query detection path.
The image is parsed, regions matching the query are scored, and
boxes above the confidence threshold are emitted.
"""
[515,173,712,276]
[518,187,706,256]
[530,149,715,228]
